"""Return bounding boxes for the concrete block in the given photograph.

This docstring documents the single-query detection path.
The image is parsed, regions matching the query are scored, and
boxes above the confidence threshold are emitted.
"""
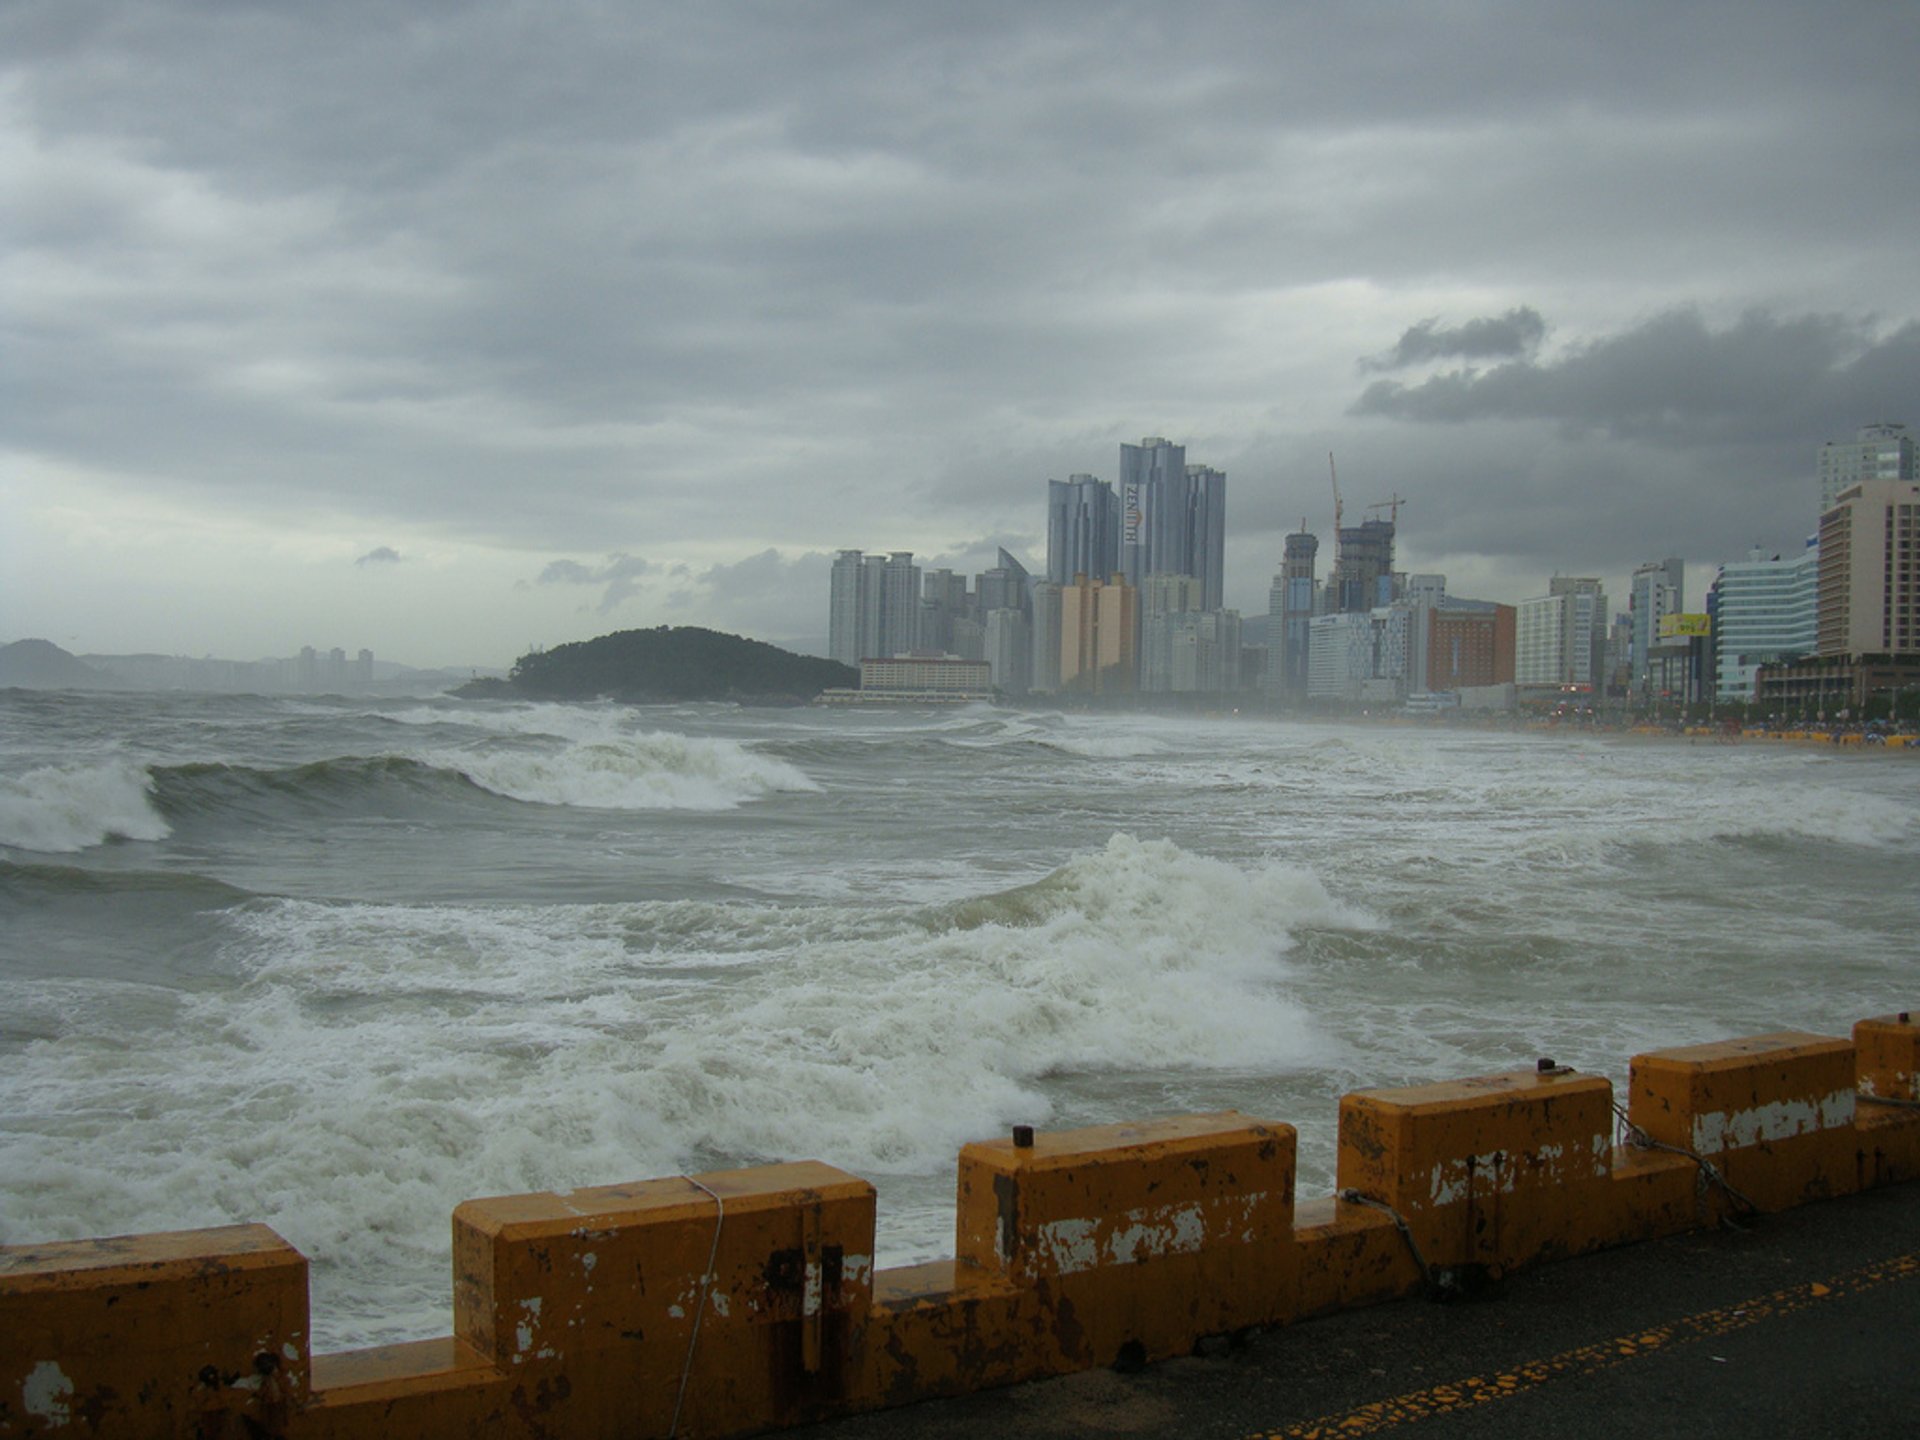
[1335,1069,1616,1280]
[299,1338,517,1440]
[1854,1013,1919,1101]
[863,1261,1033,1407]
[1628,1031,1858,1213]
[453,1160,874,1439]
[0,1223,307,1438]
[955,1112,1296,1367]
[1292,1196,1421,1317]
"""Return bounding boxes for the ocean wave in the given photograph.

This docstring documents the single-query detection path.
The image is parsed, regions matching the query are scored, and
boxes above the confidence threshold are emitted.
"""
[124,728,820,823]
[445,731,819,810]
[0,858,254,906]
[0,760,171,853]
[1031,731,1172,759]
[204,833,1367,1196]
[1679,781,1917,850]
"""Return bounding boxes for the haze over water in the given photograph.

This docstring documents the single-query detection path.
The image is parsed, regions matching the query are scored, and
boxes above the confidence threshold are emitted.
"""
[3,689,1915,1350]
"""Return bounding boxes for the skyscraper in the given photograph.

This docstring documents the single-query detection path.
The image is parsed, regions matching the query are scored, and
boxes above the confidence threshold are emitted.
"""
[1185,464,1227,611]
[976,548,1031,616]
[828,549,921,663]
[1709,543,1817,700]
[1817,479,1920,657]
[828,550,869,666]
[1118,437,1186,586]
[1114,438,1227,618]
[879,553,921,657]
[1267,528,1318,702]
[1139,573,1205,692]
[1516,578,1608,690]
[1629,558,1684,700]
[1060,573,1137,694]
[1328,519,1395,613]
[1817,424,1914,514]
[1046,476,1119,587]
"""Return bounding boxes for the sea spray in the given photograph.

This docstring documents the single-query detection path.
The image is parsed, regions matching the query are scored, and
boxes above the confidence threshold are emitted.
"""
[0,760,171,853]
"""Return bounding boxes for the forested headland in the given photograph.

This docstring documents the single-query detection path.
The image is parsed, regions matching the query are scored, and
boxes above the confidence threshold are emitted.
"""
[459,627,855,703]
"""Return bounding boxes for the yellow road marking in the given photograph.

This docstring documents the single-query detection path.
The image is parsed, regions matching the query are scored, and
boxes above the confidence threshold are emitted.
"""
[1261,1252,1920,1439]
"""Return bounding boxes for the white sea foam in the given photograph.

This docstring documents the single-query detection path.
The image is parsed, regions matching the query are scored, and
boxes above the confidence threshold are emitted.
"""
[384,700,629,745]
[441,730,819,810]
[1676,777,1916,848]
[0,833,1364,1346]
[0,761,171,853]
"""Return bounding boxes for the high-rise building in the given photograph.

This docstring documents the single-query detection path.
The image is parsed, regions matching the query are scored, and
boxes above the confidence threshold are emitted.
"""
[976,549,1031,616]
[1046,476,1119,587]
[1139,573,1205,693]
[920,568,969,653]
[1817,424,1914,514]
[1424,603,1517,692]
[1185,464,1227,611]
[1267,528,1318,702]
[1168,609,1242,693]
[878,553,920,657]
[1328,519,1396,613]
[1060,573,1137,694]
[1629,558,1684,699]
[1400,575,1446,692]
[829,549,922,662]
[1817,479,1920,657]
[1119,437,1187,586]
[1709,543,1818,700]
[1306,612,1376,699]
[984,608,1030,696]
[1115,439,1226,602]
[1030,582,1064,694]
[1516,579,1608,690]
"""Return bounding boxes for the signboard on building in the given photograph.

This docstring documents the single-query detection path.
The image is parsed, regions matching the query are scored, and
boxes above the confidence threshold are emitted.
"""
[1121,483,1143,549]
[1659,612,1711,639]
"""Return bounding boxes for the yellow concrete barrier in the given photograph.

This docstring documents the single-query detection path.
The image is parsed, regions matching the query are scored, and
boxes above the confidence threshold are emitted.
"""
[1627,1031,1859,1215]
[1336,1067,1618,1282]
[7,1021,1920,1439]
[954,1112,1296,1369]
[0,1225,307,1437]
[1855,1012,1920,1187]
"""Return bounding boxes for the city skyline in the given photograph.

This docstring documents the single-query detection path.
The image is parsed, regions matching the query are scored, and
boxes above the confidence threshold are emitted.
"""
[4,4,1916,666]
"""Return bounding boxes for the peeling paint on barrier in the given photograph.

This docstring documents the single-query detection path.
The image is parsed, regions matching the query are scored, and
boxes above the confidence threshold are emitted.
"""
[22,1361,72,1425]
[1690,1090,1856,1154]
[1029,1194,1270,1275]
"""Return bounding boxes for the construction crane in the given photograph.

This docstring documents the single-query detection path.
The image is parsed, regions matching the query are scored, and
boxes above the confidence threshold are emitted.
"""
[1328,453,1342,536]
[1366,493,1409,526]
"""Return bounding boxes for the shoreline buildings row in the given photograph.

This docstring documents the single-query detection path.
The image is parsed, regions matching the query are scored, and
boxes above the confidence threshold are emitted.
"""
[829,423,1918,712]
[1639,422,1918,712]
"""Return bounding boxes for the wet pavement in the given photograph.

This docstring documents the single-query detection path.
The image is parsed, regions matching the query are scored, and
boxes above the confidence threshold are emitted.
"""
[796,1182,1920,1440]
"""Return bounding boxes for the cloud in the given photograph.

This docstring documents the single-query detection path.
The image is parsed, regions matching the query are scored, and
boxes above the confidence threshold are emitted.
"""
[1361,307,1547,372]
[536,553,653,613]
[355,546,402,566]
[1350,309,1920,445]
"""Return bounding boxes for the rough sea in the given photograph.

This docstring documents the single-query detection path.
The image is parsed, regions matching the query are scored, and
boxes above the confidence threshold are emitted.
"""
[2,688,1915,1351]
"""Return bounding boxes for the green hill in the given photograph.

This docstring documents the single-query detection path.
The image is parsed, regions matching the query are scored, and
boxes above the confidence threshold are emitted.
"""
[486,626,855,702]
[0,639,113,690]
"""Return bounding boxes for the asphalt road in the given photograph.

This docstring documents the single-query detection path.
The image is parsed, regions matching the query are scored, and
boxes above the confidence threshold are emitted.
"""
[796,1182,1920,1440]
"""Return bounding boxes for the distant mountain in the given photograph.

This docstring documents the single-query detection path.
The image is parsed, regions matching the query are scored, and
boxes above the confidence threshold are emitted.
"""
[480,626,857,702]
[0,639,113,690]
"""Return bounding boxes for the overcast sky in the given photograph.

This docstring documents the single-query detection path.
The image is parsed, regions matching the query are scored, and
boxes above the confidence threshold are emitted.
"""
[4,1,1916,666]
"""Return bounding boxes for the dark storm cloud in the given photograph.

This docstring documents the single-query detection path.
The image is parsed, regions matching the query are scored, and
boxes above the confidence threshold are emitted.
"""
[6,1,1920,653]
[537,554,653,613]
[1350,310,1920,445]
[1361,308,1547,372]
[355,547,401,566]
